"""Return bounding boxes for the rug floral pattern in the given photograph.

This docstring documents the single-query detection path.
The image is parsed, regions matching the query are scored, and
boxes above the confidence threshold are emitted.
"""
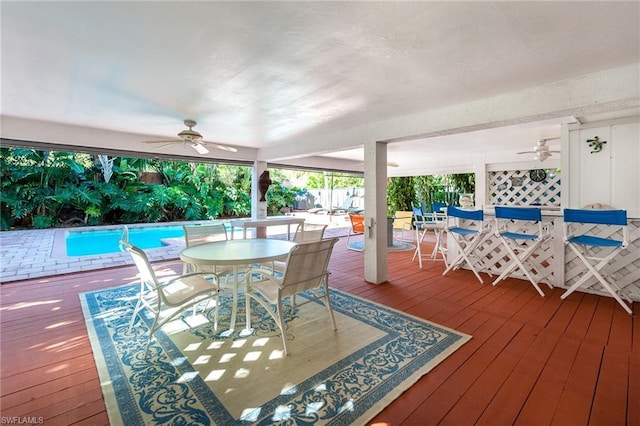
[81,284,470,425]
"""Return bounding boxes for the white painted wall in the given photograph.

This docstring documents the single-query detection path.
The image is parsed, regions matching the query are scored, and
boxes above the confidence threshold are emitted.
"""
[568,117,640,217]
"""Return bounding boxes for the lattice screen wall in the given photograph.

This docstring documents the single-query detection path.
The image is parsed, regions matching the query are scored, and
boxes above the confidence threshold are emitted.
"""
[488,170,561,207]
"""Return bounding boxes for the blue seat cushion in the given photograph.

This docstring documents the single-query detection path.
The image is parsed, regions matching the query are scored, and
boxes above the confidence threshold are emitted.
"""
[569,235,623,247]
[450,227,478,236]
[499,231,538,241]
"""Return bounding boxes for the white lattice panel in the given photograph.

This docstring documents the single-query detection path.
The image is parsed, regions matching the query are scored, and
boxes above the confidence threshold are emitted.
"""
[488,170,561,207]
[446,217,559,287]
[564,219,640,301]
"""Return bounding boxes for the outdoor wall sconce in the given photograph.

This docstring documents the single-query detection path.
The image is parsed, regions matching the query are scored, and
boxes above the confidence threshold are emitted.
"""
[586,136,607,153]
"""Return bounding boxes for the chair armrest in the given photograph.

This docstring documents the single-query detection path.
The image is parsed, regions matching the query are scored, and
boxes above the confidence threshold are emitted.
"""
[244,266,282,286]
[163,271,220,287]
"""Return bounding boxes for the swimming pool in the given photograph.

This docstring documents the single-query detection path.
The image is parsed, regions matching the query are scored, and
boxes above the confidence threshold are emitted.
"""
[65,224,232,256]
[66,226,185,256]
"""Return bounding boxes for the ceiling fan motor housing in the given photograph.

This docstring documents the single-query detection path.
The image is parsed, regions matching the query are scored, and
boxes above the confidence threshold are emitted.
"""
[178,129,203,141]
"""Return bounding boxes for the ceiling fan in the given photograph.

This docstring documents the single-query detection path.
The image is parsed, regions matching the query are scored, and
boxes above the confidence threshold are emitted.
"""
[143,119,238,155]
[517,138,560,162]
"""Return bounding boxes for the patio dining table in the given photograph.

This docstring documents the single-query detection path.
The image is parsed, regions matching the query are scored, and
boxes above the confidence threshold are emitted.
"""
[179,238,296,334]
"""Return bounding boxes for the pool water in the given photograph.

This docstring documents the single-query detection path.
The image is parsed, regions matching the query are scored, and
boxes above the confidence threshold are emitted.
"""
[66,225,186,256]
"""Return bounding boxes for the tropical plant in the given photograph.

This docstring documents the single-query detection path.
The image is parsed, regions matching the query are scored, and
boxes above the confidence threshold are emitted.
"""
[387,176,415,215]
[0,148,92,228]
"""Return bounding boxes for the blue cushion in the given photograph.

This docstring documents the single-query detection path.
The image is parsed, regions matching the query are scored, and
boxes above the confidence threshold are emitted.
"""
[569,235,623,247]
[500,231,538,241]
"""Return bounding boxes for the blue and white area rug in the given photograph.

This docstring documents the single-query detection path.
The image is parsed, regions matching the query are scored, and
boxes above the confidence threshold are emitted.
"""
[80,284,470,425]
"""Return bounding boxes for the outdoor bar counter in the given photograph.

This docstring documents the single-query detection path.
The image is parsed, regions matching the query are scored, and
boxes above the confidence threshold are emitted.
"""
[446,207,640,302]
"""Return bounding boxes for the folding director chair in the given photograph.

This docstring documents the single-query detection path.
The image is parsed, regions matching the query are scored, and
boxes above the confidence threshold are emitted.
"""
[442,206,489,283]
[492,206,552,296]
[412,205,447,269]
[561,208,632,314]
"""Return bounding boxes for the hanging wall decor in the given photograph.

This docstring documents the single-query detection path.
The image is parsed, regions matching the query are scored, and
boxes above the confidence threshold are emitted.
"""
[586,136,607,153]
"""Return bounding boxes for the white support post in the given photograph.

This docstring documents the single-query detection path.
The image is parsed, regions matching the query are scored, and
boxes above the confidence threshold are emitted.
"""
[363,141,388,284]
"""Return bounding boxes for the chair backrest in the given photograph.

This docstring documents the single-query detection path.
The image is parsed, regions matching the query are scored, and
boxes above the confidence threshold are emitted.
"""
[446,205,483,221]
[280,238,339,297]
[393,211,413,229]
[494,206,544,237]
[431,202,447,221]
[349,213,365,233]
[118,225,130,251]
[294,223,328,243]
[412,206,424,220]
[495,206,542,221]
[432,202,447,214]
[336,197,353,210]
[121,240,161,289]
[183,223,228,247]
[564,208,627,225]
[445,205,484,232]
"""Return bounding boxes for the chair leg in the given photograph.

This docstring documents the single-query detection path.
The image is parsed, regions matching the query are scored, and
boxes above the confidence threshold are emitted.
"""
[128,300,143,332]
[412,228,423,268]
[276,298,289,355]
[561,246,632,314]
[443,235,485,283]
[322,282,337,330]
[492,240,546,297]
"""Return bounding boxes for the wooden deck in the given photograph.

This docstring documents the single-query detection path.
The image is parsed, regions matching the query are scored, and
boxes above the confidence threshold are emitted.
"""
[1,235,638,425]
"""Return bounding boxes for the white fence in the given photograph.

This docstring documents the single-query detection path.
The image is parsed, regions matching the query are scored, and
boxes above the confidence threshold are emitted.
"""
[294,188,365,211]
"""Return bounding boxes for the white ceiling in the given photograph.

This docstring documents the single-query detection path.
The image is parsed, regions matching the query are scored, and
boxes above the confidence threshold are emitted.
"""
[2,1,639,175]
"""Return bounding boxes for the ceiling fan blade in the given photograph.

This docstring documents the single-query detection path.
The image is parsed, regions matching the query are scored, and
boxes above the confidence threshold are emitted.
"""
[150,142,179,150]
[205,143,238,153]
[516,151,533,154]
[143,139,182,144]
[190,143,210,155]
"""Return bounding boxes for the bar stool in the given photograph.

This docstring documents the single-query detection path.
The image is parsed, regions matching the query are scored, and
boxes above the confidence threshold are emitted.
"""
[562,208,632,314]
[412,206,447,269]
[492,206,552,296]
[442,206,489,283]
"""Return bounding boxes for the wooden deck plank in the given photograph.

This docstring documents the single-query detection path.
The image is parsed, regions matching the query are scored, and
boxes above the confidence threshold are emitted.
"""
[629,352,640,426]
[0,237,636,425]
[551,340,604,425]
[474,327,563,425]
[438,322,536,425]
[514,334,582,425]
[590,346,630,425]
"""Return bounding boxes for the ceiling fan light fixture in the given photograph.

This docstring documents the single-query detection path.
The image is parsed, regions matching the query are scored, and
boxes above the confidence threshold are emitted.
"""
[533,151,551,162]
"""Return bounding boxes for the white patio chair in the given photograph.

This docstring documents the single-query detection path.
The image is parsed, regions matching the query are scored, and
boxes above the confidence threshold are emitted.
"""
[561,208,632,314]
[442,206,490,283]
[123,241,222,357]
[292,223,328,243]
[268,223,328,272]
[183,223,234,282]
[412,206,447,269]
[491,206,552,296]
[244,238,339,355]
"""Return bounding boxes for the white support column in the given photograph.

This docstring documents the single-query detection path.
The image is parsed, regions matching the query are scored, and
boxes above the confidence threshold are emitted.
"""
[363,141,388,284]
